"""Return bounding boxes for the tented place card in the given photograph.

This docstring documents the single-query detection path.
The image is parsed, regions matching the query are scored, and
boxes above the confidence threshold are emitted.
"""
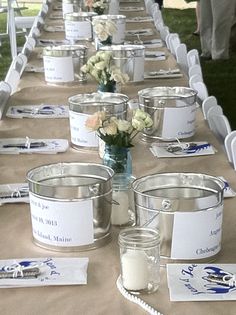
[0,257,89,288]
[144,69,183,79]
[125,28,153,36]
[167,264,236,301]
[218,176,236,198]
[0,183,29,204]
[6,105,69,118]
[120,6,144,11]
[37,39,69,47]
[0,138,69,154]
[145,51,166,61]
[24,64,44,73]
[49,12,63,20]
[43,25,65,32]
[126,16,153,23]
[150,142,216,158]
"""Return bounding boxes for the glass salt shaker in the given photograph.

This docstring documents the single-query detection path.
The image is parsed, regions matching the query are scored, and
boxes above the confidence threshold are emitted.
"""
[111,174,135,227]
[118,227,160,294]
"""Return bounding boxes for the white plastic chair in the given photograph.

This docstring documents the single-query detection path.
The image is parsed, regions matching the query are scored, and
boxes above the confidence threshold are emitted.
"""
[230,136,236,170]
[206,105,223,120]
[224,131,236,164]
[176,43,188,74]
[189,74,203,89]
[191,81,209,103]
[168,33,181,57]
[208,114,232,143]
[0,81,11,119]
[202,96,218,119]
[188,64,203,79]
[159,26,170,43]
[187,49,200,68]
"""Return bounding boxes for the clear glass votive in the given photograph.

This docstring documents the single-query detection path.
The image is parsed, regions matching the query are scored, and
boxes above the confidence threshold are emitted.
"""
[111,174,136,226]
[118,227,160,294]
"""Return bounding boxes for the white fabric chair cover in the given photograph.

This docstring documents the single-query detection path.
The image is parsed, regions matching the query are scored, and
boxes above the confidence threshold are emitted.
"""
[187,49,200,68]
[202,96,218,119]
[188,64,203,79]
[224,131,236,164]
[208,114,232,143]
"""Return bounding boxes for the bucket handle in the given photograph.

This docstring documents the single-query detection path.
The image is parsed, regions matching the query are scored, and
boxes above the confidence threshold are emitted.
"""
[89,185,119,205]
[141,199,172,228]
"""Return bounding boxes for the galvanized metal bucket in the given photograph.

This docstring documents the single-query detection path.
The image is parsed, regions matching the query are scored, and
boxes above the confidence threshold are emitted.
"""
[100,45,145,82]
[68,92,129,150]
[62,0,84,18]
[132,172,224,263]
[92,15,126,45]
[138,87,197,141]
[43,44,87,85]
[27,162,114,251]
[64,12,97,41]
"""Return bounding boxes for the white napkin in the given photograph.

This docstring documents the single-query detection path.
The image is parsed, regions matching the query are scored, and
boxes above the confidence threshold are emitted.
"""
[150,141,216,158]
[49,12,63,20]
[120,0,140,3]
[0,183,29,204]
[167,263,236,301]
[0,138,69,154]
[0,257,88,288]
[120,6,144,11]
[6,105,69,118]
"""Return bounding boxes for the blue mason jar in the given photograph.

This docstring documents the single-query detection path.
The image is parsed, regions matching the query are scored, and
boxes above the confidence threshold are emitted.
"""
[103,144,132,175]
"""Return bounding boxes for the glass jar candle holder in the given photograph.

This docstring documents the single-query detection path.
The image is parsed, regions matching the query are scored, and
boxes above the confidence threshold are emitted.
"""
[118,227,160,294]
[111,174,135,226]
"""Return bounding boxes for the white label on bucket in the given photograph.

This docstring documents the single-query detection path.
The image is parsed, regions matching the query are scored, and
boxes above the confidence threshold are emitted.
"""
[69,111,99,147]
[171,205,223,259]
[65,20,92,40]
[161,104,196,139]
[29,193,94,247]
[112,20,126,44]
[43,56,74,83]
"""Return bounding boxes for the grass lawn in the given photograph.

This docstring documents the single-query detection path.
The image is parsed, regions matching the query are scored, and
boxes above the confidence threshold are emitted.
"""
[0,6,236,129]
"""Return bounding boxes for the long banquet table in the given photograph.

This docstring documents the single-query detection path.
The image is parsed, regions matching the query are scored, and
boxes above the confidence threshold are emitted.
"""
[1,1,236,314]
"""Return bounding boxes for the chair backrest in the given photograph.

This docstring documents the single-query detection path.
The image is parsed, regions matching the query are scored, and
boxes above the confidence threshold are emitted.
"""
[191,81,209,102]
[189,74,203,89]
[5,68,20,95]
[206,105,223,120]
[229,136,236,170]
[168,33,181,56]
[153,9,163,26]
[159,25,170,42]
[208,114,232,143]
[176,43,188,74]
[0,81,11,119]
[145,0,154,14]
[188,64,203,79]
[187,49,200,68]
[224,130,236,163]
[202,96,218,119]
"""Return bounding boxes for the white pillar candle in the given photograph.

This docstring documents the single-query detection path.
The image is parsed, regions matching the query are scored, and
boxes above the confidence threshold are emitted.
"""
[121,250,149,290]
[111,191,129,225]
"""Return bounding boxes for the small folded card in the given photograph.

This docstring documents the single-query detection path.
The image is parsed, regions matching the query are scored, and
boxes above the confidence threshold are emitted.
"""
[24,64,44,73]
[6,105,69,118]
[0,257,88,288]
[125,28,153,36]
[126,16,153,23]
[120,0,140,3]
[120,6,145,11]
[37,39,69,47]
[0,183,29,204]
[167,263,236,301]
[124,39,163,47]
[144,69,183,79]
[150,141,216,158]
[49,12,63,20]
[43,25,65,32]
[145,51,166,61]
[218,176,236,198]
[0,138,69,154]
